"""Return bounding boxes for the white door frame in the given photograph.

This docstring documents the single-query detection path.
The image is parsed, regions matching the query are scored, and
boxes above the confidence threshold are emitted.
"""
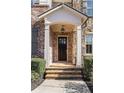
[44,18,83,67]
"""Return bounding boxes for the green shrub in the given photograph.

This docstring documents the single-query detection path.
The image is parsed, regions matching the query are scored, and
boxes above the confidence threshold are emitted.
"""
[31,58,46,76]
[31,71,40,80]
[83,58,93,81]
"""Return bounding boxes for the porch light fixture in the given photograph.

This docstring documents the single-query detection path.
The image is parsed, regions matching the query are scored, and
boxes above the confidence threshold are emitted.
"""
[61,25,65,32]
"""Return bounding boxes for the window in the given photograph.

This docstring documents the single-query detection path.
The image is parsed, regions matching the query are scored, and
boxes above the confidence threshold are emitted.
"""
[40,0,48,3]
[53,0,71,3]
[39,0,52,7]
[86,0,93,16]
[86,45,92,54]
[32,0,39,4]
[32,27,38,55]
[86,34,93,54]
[87,9,93,16]
[32,0,51,6]
[75,0,80,3]
[87,1,93,7]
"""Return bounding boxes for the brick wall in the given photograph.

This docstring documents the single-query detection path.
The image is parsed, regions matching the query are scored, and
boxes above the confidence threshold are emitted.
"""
[32,20,45,58]
[31,5,49,26]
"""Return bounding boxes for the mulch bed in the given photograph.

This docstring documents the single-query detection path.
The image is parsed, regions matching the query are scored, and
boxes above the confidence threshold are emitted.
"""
[31,75,44,90]
[86,81,93,93]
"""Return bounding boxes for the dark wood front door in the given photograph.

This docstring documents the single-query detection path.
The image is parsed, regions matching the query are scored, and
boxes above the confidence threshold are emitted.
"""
[58,37,67,61]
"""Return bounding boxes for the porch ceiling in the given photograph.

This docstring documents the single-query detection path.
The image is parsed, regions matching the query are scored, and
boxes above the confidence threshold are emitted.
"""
[50,24,76,32]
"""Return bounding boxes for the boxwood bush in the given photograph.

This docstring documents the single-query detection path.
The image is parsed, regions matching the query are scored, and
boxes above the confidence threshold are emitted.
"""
[31,58,46,77]
[83,57,93,81]
[31,71,40,81]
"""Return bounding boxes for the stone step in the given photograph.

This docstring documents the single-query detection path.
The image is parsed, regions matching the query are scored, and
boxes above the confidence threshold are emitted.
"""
[50,65,75,68]
[46,70,81,74]
[49,63,75,67]
[45,65,83,79]
[45,74,83,79]
[46,67,82,70]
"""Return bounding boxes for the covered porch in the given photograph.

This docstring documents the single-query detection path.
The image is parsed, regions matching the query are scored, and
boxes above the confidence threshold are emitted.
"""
[38,4,88,67]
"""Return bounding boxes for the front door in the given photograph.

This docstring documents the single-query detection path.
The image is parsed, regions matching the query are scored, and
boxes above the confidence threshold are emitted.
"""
[58,37,67,61]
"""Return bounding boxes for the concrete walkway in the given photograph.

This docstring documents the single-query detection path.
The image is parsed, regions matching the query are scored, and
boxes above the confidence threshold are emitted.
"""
[32,80,91,93]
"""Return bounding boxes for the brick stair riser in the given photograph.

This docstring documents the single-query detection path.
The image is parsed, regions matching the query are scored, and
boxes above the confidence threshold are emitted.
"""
[45,77,83,79]
[45,75,83,78]
[45,73,82,75]
[45,67,83,79]
[46,71,81,73]
[46,68,82,70]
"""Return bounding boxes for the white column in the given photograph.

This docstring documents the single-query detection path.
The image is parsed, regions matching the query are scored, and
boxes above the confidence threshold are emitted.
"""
[44,18,50,67]
[76,25,82,67]
[48,0,52,8]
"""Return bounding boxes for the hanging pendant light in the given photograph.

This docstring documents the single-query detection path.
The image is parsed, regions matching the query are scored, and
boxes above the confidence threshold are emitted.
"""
[61,25,65,32]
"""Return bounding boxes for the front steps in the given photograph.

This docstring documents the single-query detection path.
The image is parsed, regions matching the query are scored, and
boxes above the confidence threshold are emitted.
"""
[45,64,83,79]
